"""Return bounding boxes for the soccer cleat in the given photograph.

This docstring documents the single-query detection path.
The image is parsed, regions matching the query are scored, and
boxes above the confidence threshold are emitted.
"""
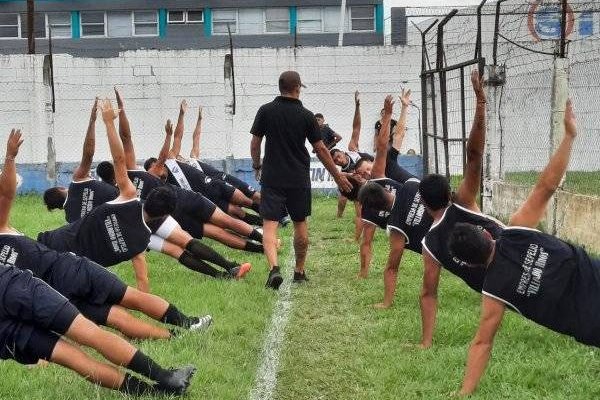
[156,365,197,395]
[293,271,309,283]
[190,315,212,331]
[230,263,252,280]
[266,266,283,290]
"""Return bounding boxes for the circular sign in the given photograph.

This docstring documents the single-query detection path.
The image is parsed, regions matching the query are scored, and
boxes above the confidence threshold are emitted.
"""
[528,1,574,42]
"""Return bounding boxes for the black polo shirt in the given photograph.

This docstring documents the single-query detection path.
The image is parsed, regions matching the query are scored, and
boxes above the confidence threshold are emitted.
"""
[320,125,337,149]
[251,96,322,188]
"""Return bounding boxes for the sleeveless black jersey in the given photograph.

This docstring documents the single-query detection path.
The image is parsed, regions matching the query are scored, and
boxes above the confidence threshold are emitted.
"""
[0,232,60,279]
[386,179,433,253]
[128,170,165,200]
[38,199,151,267]
[64,179,118,223]
[195,160,228,181]
[482,227,596,343]
[360,177,400,229]
[386,147,416,183]
[166,160,216,196]
[341,151,373,173]
[423,204,505,292]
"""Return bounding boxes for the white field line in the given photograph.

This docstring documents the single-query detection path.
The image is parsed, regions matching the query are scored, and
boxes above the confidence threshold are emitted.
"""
[249,237,295,400]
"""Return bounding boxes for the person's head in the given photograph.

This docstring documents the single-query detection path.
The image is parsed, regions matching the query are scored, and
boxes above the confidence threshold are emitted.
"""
[407,149,416,155]
[144,185,176,219]
[357,181,394,211]
[279,70,305,98]
[96,161,116,185]
[144,157,168,182]
[339,174,365,201]
[43,187,67,211]
[419,174,451,212]
[448,222,495,267]
[354,158,374,180]
[330,149,349,168]
[315,113,325,128]
[380,108,385,118]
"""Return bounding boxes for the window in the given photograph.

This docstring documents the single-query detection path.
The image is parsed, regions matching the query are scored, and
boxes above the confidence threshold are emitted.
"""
[133,11,158,36]
[107,11,131,37]
[187,10,204,23]
[167,11,185,24]
[264,8,289,33]
[20,12,46,38]
[81,11,105,37]
[47,12,71,38]
[350,6,375,31]
[0,14,19,38]
[213,9,237,34]
[323,7,344,33]
[168,10,203,24]
[297,8,322,33]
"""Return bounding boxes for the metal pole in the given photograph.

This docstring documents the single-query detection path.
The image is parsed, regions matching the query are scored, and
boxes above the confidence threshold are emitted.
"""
[560,0,568,58]
[418,19,438,175]
[27,0,35,54]
[475,0,487,59]
[227,24,236,115]
[338,0,347,46]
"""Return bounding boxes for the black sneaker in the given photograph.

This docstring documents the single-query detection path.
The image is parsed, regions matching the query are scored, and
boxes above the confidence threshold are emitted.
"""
[279,215,291,227]
[293,271,309,283]
[266,266,283,290]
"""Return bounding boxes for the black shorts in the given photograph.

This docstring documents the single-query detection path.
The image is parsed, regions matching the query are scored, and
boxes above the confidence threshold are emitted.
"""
[224,175,257,199]
[174,189,217,224]
[0,323,61,364]
[175,216,205,239]
[260,186,311,222]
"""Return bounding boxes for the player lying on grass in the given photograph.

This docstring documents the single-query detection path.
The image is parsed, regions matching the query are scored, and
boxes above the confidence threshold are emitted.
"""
[357,95,433,308]
[37,99,251,292]
[415,69,505,349]
[145,100,262,226]
[447,100,585,397]
[0,132,196,396]
[42,98,118,221]
[1,129,212,339]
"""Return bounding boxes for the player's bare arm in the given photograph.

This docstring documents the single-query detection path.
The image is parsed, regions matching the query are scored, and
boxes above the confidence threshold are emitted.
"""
[348,90,362,152]
[419,250,442,348]
[73,98,99,181]
[170,100,188,159]
[509,99,577,228]
[0,129,23,230]
[313,140,353,193]
[190,106,203,159]
[114,87,138,170]
[373,230,405,309]
[250,135,263,182]
[148,120,174,177]
[392,89,411,152]
[371,95,394,179]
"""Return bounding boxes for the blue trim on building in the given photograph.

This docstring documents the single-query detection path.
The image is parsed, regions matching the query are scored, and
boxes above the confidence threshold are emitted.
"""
[289,6,297,35]
[158,8,167,38]
[204,7,212,37]
[71,11,80,39]
[375,3,384,34]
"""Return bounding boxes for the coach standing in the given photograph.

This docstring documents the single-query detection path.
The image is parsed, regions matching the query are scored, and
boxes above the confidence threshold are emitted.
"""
[250,71,352,289]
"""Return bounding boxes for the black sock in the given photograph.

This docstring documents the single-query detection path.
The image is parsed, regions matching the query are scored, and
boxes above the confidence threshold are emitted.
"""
[241,213,262,226]
[160,304,194,328]
[250,203,261,214]
[126,351,170,383]
[178,251,223,277]
[244,241,264,253]
[185,240,237,271]
[248,229,263,243]
[119,373,157,395]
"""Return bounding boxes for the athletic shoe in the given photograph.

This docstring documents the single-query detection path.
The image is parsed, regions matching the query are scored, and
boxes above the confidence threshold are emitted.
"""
[190,315,212,331]
[293,271,309,283]
[157,365,197,395]
[230,263,252,279]
[279,215,291,227]
[265,266,283,290]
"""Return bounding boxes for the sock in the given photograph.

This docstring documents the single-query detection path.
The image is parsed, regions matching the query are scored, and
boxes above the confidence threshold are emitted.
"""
[119,373,157,395]
[248,229,263,243]
[244,241,264,253]
[250,203,261,214]
[178,251,223,277]
[160,304,194,328]
[241,213,262,226]
[126,351,170,383]
[185,239,237,271]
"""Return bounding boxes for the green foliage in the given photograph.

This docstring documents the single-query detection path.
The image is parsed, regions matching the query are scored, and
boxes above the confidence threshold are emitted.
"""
[505,171,600,196]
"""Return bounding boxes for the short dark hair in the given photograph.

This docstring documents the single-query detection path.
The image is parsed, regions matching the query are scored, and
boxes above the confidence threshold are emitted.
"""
[279,70,303,94]
[144,186,176,218]
[448,223,493,266]
[354,157,372,171]
[419,174,451,211]
[330,148,343,158]
[96,161,115,184]
[144,157,158,171]
[339,175,363,201]
[43,187,66,211]
[315,113,324,119]
[357,181,389,211]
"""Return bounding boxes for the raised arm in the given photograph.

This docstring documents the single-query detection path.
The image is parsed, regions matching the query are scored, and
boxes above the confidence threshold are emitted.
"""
[509,99,577,228]
[101,99,137,200]
[190,106,203,159]
[0,129,23,230]
[392,89,411,152]
[149,120,174,178]
[458,296,505,396]
[72,98,98,181]
[454,70,487,211]
[348,90,361,152]
[115,87,137,170]
[371,95,394,179]
[170,100,187,158]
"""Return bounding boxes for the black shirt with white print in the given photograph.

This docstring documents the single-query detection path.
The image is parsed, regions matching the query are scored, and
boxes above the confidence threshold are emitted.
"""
[422,204,505,292]
[128,170,165,200]
[64,179,118,223]
[38,198,151,267]
[0,232,61,279]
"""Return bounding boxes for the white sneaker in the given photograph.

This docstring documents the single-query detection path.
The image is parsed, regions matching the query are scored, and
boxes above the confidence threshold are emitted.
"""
[190,315,212,331]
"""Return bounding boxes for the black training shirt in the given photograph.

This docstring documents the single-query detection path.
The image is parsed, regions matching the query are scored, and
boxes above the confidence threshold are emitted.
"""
[64,179,118,223]
[251,96,322,188]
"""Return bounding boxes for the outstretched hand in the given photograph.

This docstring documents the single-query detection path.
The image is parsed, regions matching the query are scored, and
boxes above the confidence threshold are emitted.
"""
[400,89,412,107]
[180,100,188,114]
[471,69,486,102]
[100,99,118,123]
[355,90,360,105]
[383,95,395,117]
[564,98,577,138]
[165,119,174,136]
[6,129,23,159]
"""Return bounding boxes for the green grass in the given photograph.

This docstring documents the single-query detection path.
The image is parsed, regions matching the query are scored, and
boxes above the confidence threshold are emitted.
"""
[4,195,600,399]
[505,171,600,196]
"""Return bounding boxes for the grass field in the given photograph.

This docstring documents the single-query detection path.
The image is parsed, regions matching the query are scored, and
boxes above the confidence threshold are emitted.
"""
[3,195,600,399]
